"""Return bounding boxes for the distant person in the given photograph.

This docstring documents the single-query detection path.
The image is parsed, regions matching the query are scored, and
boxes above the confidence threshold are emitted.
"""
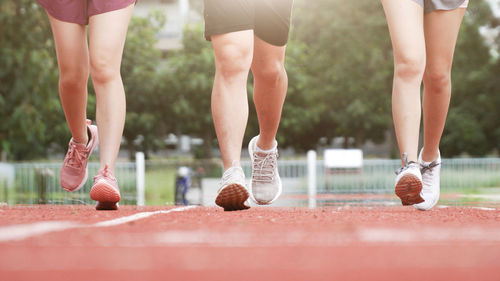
[204,0,293,211]
[36,0,136,210]
[381,0,468,210]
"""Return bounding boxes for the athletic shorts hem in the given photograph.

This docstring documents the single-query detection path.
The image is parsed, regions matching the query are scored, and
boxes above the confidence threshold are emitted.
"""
[37,0,136,25]
[411,0,468,13]
[87,1,137,18]
[37,1,88,25]
[205,24,255,41]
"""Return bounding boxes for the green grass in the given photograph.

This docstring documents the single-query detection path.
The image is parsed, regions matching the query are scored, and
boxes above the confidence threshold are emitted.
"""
[145,167,176,206]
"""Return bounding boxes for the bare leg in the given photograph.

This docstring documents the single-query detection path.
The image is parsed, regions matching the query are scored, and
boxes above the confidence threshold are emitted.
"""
[422,9,465,162]
[382,0,426,164]
[251,36,288,150]
[211,30,254,170]
[47,14,89,144]
[88,4,134,172]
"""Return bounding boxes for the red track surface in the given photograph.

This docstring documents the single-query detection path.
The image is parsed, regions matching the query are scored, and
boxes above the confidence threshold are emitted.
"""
[1,205,500,281]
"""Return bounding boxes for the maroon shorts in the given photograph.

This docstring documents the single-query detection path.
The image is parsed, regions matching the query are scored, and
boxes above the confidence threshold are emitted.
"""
[36,0,136,25]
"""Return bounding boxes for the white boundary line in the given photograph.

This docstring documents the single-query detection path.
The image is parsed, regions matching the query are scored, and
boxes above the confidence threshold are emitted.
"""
[0,206,196,243]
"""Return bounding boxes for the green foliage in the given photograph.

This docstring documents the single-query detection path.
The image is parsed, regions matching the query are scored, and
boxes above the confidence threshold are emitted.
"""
[1,0,499,160]
[162,25,216,158]
[120,10,169,157]
[282,0,393,150]
[444,0,500,156]
[0,0,64,160]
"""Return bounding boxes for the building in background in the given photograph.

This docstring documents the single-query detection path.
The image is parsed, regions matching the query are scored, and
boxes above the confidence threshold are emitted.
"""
[134,0,202,51]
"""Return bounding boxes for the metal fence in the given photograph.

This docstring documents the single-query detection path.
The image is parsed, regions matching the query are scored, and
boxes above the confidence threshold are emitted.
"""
[241,157,500,194]
[8,162,137,205]
[1,156,499,205]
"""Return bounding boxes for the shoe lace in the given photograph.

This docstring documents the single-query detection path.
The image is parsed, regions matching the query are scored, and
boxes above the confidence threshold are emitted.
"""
[420,161,440,188]
[64,142,88,170]
[395,152,417,175]
[252,150,278,183]
[420,161,440,175]
[93,164,115,182]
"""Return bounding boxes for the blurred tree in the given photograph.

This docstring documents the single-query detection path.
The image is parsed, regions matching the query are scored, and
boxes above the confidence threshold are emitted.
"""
[1,0,498,160]
[119,10,169,158]
[444,0,500,156]
[0,0,65,160]
[164,25,216,158]
[288,0,393,151]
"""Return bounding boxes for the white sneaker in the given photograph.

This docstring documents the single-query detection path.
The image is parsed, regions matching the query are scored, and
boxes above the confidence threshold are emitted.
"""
[248,136,282,205]
[413,149,441,211]
[215,166,250,211]
[395,153,424,206]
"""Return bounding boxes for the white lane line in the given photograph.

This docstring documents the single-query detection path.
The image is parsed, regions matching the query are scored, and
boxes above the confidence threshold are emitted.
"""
[93,206,196,227]
[0,221,81,242]
[0,206,196,243]
[471,207,496,211]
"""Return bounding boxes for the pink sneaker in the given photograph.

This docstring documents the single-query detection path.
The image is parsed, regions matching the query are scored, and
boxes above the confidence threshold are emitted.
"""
[60,120,98,192]
[90,164,121,210]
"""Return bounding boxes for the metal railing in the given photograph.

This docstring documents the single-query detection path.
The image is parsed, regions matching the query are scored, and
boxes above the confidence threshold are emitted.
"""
[241,157,500,194]
[1,156,498,206]
[11,162,137,205]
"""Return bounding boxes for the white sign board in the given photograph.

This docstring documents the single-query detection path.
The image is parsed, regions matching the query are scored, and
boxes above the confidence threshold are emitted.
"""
[324,149,363,168]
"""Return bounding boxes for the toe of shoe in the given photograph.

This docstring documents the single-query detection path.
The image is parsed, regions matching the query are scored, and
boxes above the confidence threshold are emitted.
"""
[413,198,436,211]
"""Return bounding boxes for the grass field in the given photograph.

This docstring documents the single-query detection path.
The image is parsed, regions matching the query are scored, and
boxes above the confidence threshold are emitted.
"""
[145,168,176,206]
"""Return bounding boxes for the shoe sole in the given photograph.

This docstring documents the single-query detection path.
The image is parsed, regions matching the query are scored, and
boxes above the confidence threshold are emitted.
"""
[90,182,120,211]
[395,174,424,205]
[215,184,250,212]
[95,202,119,211]
[248,137,282,205]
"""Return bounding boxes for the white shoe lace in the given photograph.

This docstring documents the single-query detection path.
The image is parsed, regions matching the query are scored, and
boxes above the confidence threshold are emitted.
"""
[252,151,278,183]
[420,161,440,188]
[395,152,418,175]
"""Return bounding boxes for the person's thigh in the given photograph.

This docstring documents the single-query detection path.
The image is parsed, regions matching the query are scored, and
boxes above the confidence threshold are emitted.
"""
[211,30,254,72]
[47,14,89,76]
[381,0,426,67]
[87,3,134,76]
[204,0,254,42]
[423,8,465,75]
[254,0,293,47]
[252,36,286,73]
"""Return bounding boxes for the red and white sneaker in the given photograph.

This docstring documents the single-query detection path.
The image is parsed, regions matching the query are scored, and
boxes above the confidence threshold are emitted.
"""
[394,153,424,206]
[60,120,98,192]
[90,164,121,210]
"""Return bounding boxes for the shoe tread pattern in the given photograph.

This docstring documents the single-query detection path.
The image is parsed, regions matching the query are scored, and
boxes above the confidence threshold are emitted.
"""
[215,184,250,211]
[90,183,120,210]
[395,174,424,205]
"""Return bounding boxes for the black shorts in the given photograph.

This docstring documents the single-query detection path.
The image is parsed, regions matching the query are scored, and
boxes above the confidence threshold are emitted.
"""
[204,0,293,47]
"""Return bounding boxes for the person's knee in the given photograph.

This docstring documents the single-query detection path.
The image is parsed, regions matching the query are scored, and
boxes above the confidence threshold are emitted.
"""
[90,55,120,85]
[423,69,451,91]
[394,52,425,82]
[252,60,286,84]
[215,44,252,79]
[59,65,89,90]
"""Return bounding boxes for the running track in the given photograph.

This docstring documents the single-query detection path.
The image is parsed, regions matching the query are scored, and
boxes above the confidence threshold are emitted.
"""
[1,205,500,281]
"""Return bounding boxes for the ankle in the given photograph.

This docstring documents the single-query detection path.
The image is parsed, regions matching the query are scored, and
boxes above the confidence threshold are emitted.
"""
[73,127,90,145]
[223,160,241,172]
[421,149,439,163]
[256,137,277,151]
